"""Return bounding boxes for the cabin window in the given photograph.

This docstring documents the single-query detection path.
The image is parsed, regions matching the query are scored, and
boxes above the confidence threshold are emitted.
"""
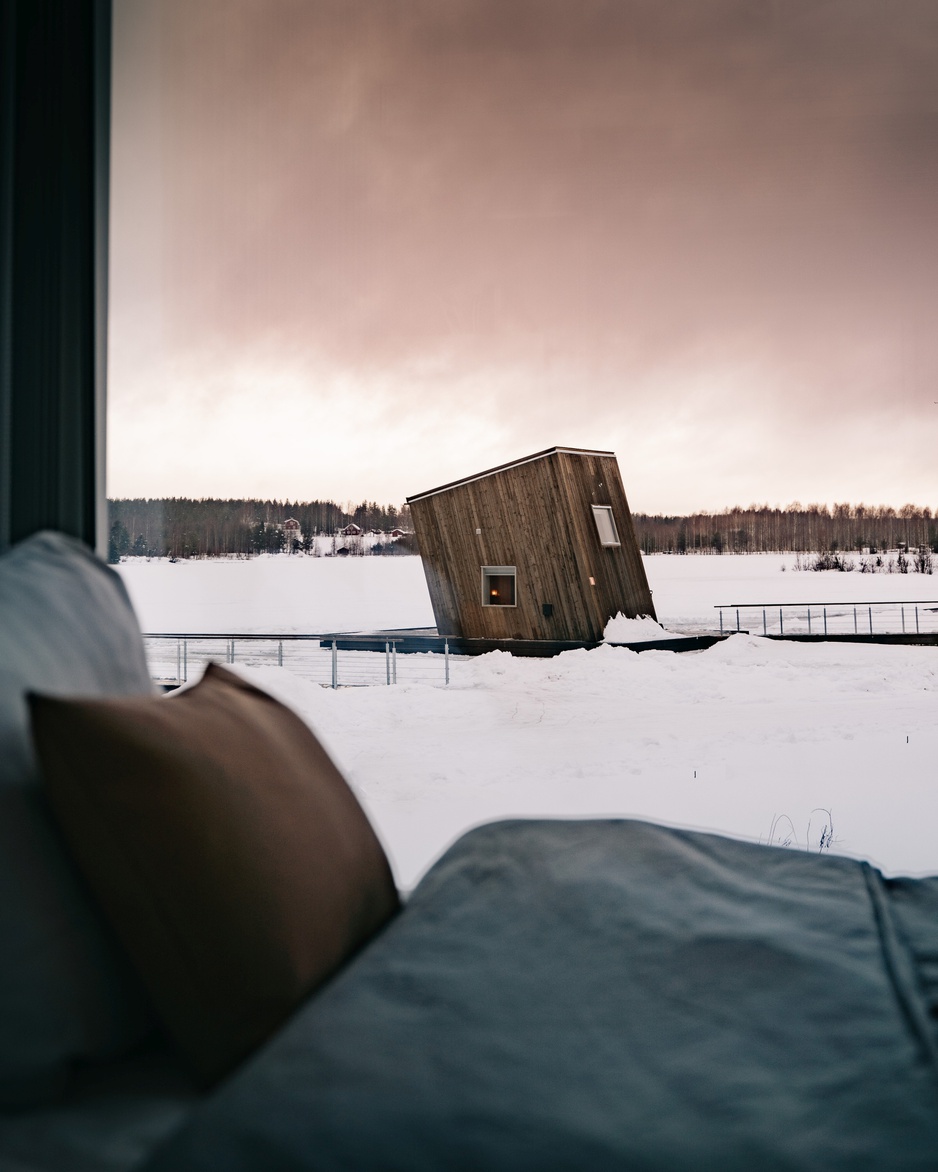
[482,566,517,607]
[592,506,620,546]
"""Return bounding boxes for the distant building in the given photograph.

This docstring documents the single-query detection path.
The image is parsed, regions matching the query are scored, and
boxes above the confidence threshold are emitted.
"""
[341,523,363,537]
[407,446,654,642]
[389,528,406,538]
[283,518,302,550]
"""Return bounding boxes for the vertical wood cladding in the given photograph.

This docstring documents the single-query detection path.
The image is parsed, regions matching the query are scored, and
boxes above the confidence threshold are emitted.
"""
[408,447,655,641]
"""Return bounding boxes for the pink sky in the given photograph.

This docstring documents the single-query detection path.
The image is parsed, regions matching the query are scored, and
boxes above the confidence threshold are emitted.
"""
[108,0,938,512]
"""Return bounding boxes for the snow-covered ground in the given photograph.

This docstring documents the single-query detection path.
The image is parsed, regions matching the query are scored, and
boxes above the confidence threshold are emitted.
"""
[652,552,938,633]
[603,614,681,642]
[118,554,434,634]
[116,554,938,889]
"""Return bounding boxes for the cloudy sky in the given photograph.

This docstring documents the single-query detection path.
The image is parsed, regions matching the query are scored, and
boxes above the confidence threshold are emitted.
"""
[108,0,938,512]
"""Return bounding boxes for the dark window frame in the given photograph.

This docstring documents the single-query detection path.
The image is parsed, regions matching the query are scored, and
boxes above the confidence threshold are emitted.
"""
[1,0,111,556]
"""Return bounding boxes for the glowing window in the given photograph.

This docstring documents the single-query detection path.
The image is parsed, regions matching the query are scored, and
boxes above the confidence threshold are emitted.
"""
[592,506,620,546]
[482,566,516,606]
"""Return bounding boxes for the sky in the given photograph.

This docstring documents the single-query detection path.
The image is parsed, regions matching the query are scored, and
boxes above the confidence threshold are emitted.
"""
[108,0,938,513]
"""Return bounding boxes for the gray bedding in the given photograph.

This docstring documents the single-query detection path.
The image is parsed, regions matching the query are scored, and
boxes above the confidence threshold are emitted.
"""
[142,819,938,1171]
[0,1041,195,1172]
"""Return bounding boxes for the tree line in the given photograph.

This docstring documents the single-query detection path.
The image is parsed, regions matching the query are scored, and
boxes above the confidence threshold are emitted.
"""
[107,498,411,561]
[631,503,938,555]
[109,497,938,562]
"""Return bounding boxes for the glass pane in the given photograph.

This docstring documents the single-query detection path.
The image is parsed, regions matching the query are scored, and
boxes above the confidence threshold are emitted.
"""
[104,5,937,892]
[592,507,620,546]
[483,571,516,606]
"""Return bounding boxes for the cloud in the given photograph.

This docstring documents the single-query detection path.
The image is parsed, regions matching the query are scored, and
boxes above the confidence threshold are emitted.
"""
[109,0,938,507]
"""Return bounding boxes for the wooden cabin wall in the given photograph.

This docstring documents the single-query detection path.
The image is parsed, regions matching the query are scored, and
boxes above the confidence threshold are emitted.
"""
[410,449,655,642]
[554,450,656,632]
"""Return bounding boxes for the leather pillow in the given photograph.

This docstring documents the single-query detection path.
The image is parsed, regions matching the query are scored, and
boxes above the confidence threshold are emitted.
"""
[29,663,400,1085]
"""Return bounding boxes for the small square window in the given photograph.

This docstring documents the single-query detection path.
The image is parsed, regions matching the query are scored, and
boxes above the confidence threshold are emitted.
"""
[482,566,516,606]
[592,506,620,546]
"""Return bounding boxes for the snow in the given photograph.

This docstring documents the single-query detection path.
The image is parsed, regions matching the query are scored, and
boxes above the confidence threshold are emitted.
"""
[117,555,435,634]
[116,554,938,890]
[603,613,681,642]
[645,551,938,631]
[116,551,938,636]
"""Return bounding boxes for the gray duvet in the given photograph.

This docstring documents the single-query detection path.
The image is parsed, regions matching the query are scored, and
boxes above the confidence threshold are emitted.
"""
[141,819,938,1171]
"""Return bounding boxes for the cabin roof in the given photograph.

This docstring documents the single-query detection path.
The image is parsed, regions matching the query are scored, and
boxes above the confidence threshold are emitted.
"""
[406,446,615,504]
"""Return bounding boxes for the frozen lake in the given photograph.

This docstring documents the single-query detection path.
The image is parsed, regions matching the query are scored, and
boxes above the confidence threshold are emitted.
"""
[117,551,938,635]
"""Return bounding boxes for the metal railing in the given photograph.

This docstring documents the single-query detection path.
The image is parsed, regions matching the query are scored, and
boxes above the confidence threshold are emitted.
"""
[715,601,938,638]
[143,633,455,689]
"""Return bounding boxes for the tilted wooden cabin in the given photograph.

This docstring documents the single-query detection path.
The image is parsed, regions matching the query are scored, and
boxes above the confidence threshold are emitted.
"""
[407,447,655,642]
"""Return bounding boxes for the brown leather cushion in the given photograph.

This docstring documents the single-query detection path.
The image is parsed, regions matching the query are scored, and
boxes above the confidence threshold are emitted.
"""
[29,663,399,1084]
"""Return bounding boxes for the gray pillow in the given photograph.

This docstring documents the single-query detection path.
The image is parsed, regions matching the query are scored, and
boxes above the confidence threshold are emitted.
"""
[0,532,156,1107]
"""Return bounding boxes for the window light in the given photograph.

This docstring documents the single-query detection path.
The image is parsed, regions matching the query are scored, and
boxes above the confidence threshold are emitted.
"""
[481,566,517,607]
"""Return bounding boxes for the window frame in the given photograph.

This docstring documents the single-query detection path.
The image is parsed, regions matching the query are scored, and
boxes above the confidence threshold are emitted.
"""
[1,0,111,555]
[591,505,620,547]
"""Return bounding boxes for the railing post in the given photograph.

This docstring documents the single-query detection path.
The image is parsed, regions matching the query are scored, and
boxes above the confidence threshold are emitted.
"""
[762,608,766,636]
[868,606,873,636]
[916,606,920,634]
[779,608,784,636]
[176,639,181,683]
[719,609,724,635]
[444,639,450,685]
[385,641,391,685]
[183,639,188,682]
[278,640,283,667]
[823,607,828,636]
[901,606,906,634]
[807,608,811,635]
[736,608,740,632]
[331,640,338,688]
[392,641,398,684]
[853,607,858,634]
